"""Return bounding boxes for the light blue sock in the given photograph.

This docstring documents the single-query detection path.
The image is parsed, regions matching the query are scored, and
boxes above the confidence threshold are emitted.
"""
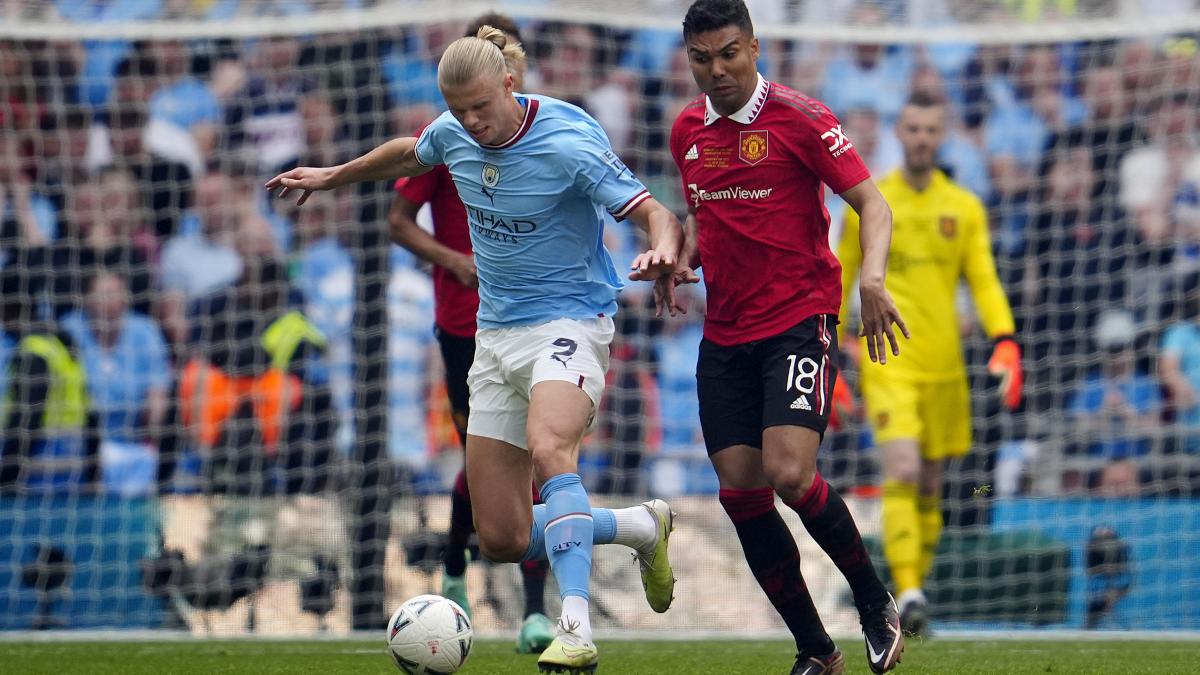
[540,473,594,601]
[521,504,617,562]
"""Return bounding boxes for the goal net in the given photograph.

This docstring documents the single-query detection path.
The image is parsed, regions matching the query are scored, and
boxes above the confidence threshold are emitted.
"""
[2,0,1200,639]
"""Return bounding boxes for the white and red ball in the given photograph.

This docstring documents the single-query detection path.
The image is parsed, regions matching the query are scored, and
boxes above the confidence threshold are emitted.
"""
[386,594,473,674]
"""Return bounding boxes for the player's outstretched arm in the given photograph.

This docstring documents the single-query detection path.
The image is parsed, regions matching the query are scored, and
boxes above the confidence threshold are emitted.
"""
[626,197,694,317]
[265,137,432,205]
[841,178,909,364]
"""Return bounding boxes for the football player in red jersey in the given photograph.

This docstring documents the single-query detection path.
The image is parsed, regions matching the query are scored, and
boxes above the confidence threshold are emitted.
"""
[386,13,555,655]
[663,1,908,673]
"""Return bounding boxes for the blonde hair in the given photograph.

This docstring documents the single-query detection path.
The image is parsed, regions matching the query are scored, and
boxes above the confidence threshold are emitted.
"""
[438,25,527,91]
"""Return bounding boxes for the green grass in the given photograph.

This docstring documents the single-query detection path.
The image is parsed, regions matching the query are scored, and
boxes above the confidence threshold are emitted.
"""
[1,638,1197,674]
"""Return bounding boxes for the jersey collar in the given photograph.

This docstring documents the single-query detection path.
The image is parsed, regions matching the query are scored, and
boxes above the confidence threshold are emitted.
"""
[480,97,539,149]
[704,73,769,126]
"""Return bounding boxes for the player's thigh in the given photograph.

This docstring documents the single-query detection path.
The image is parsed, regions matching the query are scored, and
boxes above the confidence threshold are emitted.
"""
[523,316,612,456]
[527,380,593,482]
[697,337,764,457]
[436,327,475,439]
[758,314,840,437]
[465,433,534,562]
[466,333,529,450]
[917,378,972,461]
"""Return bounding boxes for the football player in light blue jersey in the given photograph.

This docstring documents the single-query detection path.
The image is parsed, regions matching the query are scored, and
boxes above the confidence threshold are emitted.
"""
[268,26,684,674]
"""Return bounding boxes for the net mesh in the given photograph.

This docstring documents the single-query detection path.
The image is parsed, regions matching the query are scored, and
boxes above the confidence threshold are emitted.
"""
[1,0,1200,639]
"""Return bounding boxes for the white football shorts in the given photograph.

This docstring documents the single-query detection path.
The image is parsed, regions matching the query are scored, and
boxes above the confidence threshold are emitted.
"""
[466,316,614,449]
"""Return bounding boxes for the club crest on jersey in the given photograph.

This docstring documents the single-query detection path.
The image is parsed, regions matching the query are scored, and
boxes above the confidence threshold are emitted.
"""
[940,215,957,238]
[481,163,501,188]
[739,130,769,165]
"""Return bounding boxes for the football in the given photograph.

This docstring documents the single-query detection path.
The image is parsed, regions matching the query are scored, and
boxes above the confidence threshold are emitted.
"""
[386,594,473,674]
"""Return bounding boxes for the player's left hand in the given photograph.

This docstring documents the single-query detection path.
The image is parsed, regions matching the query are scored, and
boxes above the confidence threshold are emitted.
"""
[988,336,1024,411]
[628,248,678,282]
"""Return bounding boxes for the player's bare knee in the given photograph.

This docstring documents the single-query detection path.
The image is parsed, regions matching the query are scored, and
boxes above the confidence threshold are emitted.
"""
[766,462,818,502]
[476,527,527,563]
[528,431,577,482]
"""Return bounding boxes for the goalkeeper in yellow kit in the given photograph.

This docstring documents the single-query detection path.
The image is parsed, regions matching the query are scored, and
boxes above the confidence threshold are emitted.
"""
[837,91,1022,637]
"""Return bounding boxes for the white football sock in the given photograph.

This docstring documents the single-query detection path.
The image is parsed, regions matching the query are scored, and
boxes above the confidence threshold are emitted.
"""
[560,595,593,643]
[611,505,658,551]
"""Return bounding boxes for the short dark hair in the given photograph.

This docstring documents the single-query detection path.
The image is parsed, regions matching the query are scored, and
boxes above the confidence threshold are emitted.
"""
[905,90,944,108]
[682,0,753,40]
[464,12,524,45]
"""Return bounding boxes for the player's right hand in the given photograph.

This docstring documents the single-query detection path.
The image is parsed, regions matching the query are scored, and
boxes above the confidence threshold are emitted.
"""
[858,280,910,365]
[265,166,338,205]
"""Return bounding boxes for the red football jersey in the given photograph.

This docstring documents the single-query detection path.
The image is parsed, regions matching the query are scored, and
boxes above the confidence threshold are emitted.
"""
[394,151,479,338]
[670,75,870,346]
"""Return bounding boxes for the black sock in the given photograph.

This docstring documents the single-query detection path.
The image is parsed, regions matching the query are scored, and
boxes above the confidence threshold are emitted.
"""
[720,487,836,657]
[443,470,473,578]
[520,559,548,617]
[787,473,889,612]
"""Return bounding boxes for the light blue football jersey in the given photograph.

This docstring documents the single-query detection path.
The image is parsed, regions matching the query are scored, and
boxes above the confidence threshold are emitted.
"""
[414,95,651,329]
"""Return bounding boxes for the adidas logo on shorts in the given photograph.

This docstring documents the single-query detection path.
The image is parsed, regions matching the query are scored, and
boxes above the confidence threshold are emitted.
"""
[790,395,812,411]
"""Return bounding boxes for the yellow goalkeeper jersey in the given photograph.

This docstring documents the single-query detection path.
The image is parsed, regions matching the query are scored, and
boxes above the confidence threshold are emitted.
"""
[838,169,1014,382]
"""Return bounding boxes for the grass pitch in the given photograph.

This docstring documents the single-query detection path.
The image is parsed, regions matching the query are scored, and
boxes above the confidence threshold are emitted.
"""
[1,638,1196,674]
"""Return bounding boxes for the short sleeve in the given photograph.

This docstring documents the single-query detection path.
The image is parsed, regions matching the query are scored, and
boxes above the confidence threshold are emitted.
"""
[562,120,650,220]
[413,112,453,167]
[1162,324,1190,357]
[793,105,871,195]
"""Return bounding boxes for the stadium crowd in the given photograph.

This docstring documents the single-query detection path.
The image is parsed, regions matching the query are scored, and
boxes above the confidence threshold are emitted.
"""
[2,1,1200,501]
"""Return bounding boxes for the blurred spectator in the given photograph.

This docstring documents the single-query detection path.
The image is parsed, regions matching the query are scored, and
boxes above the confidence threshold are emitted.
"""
[159,171,244,347]
[388,253,436,468]
[143,40,222,176]
[0,264,100,492]
[100,101,194,239]
[0,133,53,246]
[34,105,92,221]
[1159,282,1200,452]
[0,41,38,132]
[1023,146,1132,408]
[51,169,155,319]
[1096,459,1142,497]
[49,0,162,108]
[655,284,706,455]
[593,291,663,496]
[1069,310,1162,460]
[224,36,312,175]
[985,45,1083,177]
[181,256,332,494]
[382,21,456,130]
[536,23,602,109]
[60,271,170,447]
[820,6,913,122]
[1119,92,1200,263]
[1044,62,1136,212]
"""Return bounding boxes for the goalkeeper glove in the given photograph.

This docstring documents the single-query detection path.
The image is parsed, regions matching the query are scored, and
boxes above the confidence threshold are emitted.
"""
[829,376,856,431]
[988,336,1024,411]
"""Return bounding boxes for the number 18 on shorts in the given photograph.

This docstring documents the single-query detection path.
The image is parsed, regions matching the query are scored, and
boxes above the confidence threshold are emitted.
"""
[697,314,840,454]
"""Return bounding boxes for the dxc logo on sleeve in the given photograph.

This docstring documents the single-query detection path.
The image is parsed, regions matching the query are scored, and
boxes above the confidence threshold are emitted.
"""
[820,125,854,157]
